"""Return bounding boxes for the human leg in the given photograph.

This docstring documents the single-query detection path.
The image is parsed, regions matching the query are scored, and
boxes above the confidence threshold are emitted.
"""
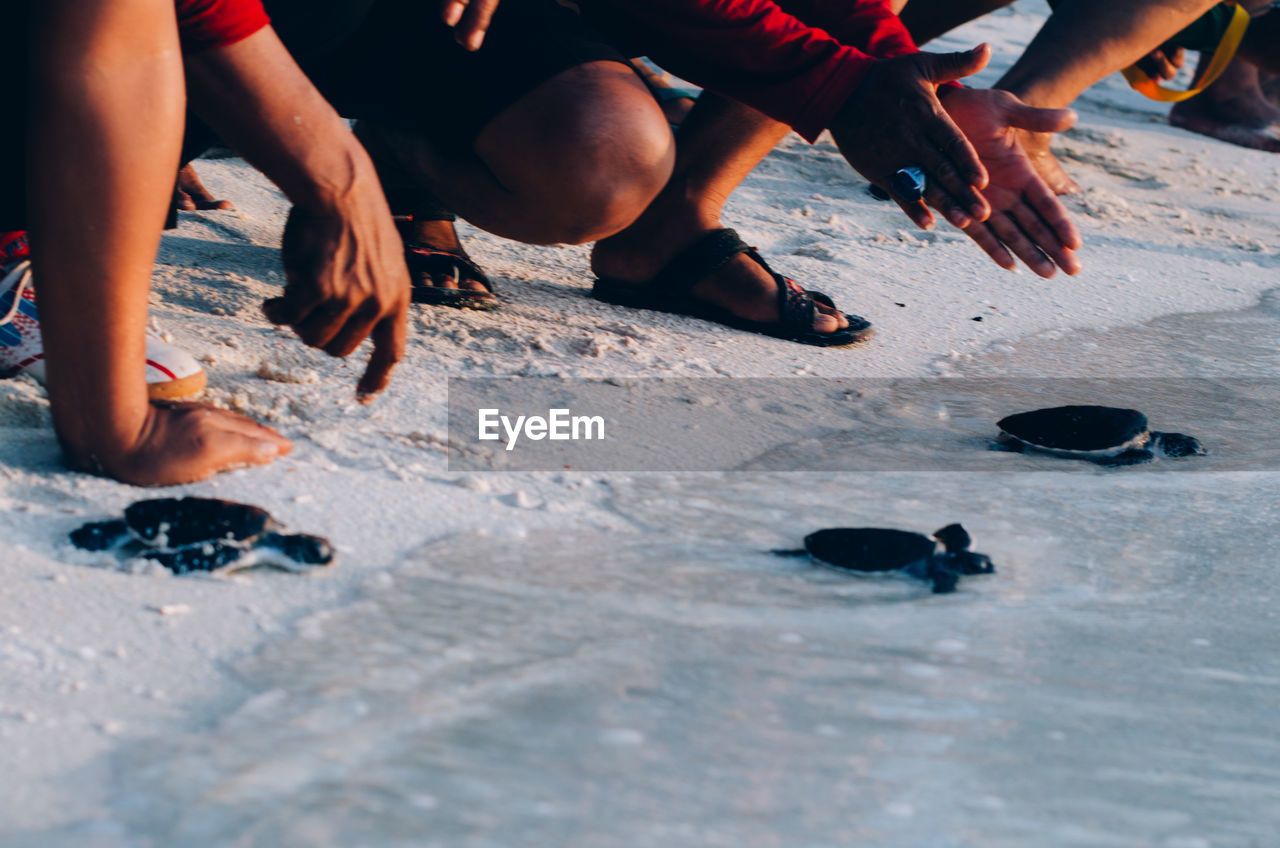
[590,92,852,335]
[1168,0,1280,151]
[293,0,673,304]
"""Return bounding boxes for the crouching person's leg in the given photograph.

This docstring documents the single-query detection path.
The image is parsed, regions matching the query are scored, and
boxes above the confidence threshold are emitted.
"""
[315,0,673,304]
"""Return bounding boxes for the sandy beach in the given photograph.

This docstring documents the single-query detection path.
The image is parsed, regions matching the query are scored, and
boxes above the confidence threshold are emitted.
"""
[3,3,1280,844]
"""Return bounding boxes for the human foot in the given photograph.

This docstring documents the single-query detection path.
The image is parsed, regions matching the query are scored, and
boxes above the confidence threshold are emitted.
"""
[397,217,498,310]
[1169,91,1280,151]
[0,255,207,399]
[591,208,858,337]
[592,227,870,346]
[175,163,233,211]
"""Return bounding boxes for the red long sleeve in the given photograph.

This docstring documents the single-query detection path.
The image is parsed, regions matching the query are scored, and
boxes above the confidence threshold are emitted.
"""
[780,0,919,59]
[583,0,883,142]
[176,0,271,54]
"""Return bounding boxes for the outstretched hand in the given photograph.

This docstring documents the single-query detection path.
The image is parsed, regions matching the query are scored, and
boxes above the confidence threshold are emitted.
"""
[441,0,501,50]
[831,44,993,231]
[79,402,292,487]
[265,203,410,401]
[940,87,1082,277]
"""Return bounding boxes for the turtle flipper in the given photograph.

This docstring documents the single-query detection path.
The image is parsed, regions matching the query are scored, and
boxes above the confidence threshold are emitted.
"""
[145,541,246,575]
[1151,431,1205,458]
[70,519,130,552]
[925,557,961,594]
[954,551,995,575]
[260,532,335,569]
[1097,448,1154,467]
[989,434,1025,453]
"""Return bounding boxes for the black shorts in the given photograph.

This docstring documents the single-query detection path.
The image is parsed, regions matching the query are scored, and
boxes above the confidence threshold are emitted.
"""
[271,0,629,156]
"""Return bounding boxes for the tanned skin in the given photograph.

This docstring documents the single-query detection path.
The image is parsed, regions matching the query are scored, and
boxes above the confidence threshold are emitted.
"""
[28,4,409,486]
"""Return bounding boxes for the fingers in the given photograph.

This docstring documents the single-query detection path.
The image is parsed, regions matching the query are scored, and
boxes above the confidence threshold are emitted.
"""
[891,194,935,230]
[962,221,1017,271]
[1004,104,1077,135]
[1022,172,1083,254]
[986,210,1055,278]
[918,44,991,86]
[206,407,294,457]
[442,0,465,26]
[919,120,990,220]
[322,302,381,358]
[922,182,969,229]
[357,308,406,402]
[262,288,321,328]
[454,0,499,51]
[1008,200,1074,277]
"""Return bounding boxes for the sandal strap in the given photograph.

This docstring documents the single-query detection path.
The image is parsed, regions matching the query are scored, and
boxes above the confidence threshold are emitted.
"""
[649,228,751,300]
[405,243,493,292]
[777,277,817,335]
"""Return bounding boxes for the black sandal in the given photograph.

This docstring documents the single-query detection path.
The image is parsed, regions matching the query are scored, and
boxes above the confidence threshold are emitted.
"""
[404,242,499,311]
[592,228,872,346]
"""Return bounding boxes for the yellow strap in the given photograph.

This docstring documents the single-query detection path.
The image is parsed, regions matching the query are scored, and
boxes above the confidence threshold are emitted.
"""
[1121,2,1252,102]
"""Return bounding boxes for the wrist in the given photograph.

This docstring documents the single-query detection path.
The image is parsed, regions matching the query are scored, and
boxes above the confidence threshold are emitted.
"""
[284,136,380,213]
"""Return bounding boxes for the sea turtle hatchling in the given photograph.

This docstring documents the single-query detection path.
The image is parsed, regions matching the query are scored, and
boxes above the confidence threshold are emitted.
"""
[995,405,1205,466]
[776,523,995,594]
[70,497,335,575]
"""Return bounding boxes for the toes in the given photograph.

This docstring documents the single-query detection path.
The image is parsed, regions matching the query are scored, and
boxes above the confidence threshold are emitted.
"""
[812,310,843,334]
[813,300,850,331]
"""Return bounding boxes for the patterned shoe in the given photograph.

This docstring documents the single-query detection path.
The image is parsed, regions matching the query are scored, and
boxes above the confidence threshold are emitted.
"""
[0,256,207,400]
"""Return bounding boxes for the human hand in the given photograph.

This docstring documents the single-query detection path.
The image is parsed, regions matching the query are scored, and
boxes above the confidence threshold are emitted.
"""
[940,87,1082,277]
[265,202,410,401]
[1016,128,1082,196]
[1134,44,1185,82]
[831,45,993,232]
[72,401,291,487]
[441,0,501,51]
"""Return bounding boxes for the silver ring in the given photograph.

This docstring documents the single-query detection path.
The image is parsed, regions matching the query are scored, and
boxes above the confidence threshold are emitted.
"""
[891,166,927,201]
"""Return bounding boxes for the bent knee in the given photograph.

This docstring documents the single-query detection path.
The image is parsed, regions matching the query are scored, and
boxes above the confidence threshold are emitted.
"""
[477,61,675,243]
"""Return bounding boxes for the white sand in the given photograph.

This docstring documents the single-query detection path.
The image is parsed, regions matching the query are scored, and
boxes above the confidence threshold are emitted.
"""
[2,2,1279,838]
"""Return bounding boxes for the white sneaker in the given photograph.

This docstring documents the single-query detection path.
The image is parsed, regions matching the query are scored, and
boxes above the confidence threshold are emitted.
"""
[0,259,207,400]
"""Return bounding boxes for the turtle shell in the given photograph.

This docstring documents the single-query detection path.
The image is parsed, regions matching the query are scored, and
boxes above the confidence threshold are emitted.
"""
[997,406,1149,454]
[123,497,275,547]
[803,528,938,572]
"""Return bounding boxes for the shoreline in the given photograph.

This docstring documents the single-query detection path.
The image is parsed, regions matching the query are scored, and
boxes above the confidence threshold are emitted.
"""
[4,1,1280,835]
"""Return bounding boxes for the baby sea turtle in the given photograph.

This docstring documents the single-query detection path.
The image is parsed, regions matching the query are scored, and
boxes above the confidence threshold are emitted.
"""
[776,523,994,594]
[995,405,1204,466]
[70,497,334,575]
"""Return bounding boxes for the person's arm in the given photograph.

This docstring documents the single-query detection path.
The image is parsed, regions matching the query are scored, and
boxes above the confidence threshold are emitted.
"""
[184,26,410,400]
[585,0,991,227]
[995,0,1218,194]
[782,0,919,59]
[28,0,290,485]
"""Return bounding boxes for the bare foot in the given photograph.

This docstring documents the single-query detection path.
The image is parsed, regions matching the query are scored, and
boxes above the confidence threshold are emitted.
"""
[1170,92,1280,152]
[175,164,233,211]
[591,207,850,335]
[1018,130,1081,195]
